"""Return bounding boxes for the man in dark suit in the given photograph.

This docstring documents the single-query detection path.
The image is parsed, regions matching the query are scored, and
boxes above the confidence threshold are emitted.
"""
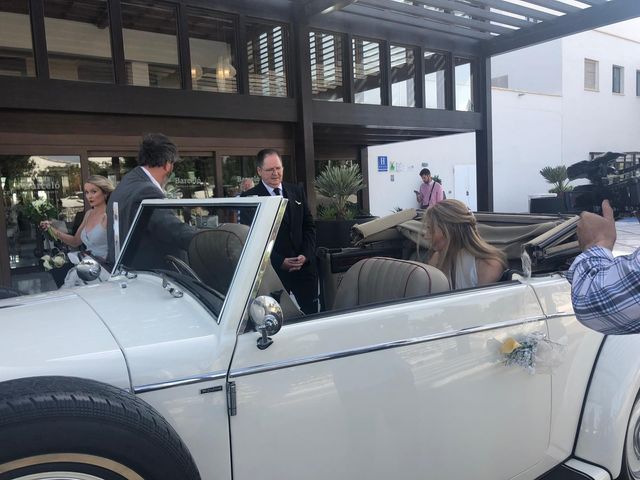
[106,133,195,270]
[242,149,318,314]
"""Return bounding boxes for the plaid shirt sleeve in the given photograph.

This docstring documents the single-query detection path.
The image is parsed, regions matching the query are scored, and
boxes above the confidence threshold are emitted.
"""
[566,246,640,335]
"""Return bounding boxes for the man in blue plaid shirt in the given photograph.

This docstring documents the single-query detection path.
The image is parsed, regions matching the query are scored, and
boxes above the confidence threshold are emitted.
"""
[566,199,640,335]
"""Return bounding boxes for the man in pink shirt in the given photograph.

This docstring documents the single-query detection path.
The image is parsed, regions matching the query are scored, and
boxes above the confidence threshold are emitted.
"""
[416,168,444,209]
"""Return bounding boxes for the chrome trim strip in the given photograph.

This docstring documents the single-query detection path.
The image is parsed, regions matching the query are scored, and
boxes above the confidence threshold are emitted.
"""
[230,315,547,378]
[545,312,575,320]
[133,371,227,394]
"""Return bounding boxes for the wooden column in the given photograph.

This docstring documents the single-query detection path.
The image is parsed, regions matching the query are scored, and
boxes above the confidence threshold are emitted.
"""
[108,0,126,85]
[29,0,49,79]
[292,14,316,213]
[475,55,493,212]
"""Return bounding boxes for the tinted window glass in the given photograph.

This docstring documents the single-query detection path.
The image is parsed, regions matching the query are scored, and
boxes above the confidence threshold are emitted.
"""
[424,51,447,109]
[390,45,415,107]
[246,22,288,97]
[121,0,180,89]
[455,56,475,111]
[0,0,35,77]
[187,8,237,93]
[352,37,381,105]
[310,31,343,102]
[45,0,114,83]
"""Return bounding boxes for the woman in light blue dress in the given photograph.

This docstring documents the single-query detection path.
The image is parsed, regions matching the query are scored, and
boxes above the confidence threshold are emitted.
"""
[40,175,114,286]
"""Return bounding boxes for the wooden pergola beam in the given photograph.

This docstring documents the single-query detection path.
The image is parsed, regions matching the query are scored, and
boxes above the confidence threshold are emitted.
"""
[484,0,640,56]
[304,0,358,18]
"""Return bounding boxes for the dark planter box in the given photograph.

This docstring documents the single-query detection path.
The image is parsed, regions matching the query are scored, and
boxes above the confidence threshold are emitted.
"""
[315,219,359,249]
[529,195,568,214]
[315,215,378,249]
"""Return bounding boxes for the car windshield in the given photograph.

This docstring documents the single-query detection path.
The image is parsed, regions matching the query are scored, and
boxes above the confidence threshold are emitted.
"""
[116,202,258,313]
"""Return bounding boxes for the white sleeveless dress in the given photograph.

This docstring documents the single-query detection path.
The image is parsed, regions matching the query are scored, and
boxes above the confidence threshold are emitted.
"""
[452,250,478,289]
[80,222,108,260]
[62,212,110,288]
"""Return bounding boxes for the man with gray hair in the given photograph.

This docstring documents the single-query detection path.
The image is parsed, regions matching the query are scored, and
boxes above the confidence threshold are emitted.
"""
[106,133,195,268]
[239,177,255,193]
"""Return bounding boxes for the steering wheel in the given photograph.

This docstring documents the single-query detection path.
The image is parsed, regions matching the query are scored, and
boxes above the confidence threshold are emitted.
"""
[164,255,203,282]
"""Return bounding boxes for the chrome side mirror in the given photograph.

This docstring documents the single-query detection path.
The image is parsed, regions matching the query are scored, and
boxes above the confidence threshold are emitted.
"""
[76,258,102,283]
[249,295,283,350]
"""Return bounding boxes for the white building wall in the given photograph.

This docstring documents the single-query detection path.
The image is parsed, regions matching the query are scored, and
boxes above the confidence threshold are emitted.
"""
[560,30,640,164]
[367,133,475,217]
[492,90,563,212]
[491,40,563,95]
[366,23,640,215]
[366,90,563,215]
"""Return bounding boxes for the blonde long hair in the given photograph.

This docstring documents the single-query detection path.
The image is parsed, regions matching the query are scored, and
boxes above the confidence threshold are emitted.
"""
[423,199,506,286]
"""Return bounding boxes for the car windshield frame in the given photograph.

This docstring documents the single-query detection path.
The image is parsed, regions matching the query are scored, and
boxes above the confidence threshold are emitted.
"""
[112,197,287,324]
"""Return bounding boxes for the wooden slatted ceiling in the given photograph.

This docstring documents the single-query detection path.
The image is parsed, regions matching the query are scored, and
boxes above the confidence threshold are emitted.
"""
[302,0,640,56]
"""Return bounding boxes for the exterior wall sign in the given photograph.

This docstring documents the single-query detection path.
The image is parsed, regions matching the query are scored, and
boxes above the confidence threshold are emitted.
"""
[377,156,388,172]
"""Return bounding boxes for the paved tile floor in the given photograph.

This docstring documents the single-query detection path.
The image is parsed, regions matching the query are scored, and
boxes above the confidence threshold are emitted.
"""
[613,217,640,256]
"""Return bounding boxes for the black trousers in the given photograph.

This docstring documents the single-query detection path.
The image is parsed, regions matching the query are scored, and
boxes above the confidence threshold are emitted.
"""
[276,261,318,314]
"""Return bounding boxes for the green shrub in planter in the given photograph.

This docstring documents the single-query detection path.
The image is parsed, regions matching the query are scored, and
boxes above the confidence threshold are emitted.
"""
[314,164,365,221]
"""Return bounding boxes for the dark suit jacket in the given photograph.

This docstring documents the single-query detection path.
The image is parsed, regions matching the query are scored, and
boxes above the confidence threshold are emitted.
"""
[107,166,195,269]
[241,181,316,270]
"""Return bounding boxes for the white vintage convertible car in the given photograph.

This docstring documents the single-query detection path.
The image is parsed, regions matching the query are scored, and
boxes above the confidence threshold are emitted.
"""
[1,196,639,480]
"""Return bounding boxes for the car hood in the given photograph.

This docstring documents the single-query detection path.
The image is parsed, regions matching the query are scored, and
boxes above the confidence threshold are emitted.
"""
[0,290,130,390]
[72,274,224,390]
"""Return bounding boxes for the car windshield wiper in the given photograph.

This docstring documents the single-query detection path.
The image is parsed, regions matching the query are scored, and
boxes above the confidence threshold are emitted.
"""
[113,264,138,278]
[153,269,225,315]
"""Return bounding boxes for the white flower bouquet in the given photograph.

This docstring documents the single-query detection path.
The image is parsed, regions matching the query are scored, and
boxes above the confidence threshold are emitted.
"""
[24,198,58,224]
[41,251,67,271]
[499,332,566,375]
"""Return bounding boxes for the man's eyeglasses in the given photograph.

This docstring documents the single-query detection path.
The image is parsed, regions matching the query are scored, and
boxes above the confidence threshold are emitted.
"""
[260,167,283,174]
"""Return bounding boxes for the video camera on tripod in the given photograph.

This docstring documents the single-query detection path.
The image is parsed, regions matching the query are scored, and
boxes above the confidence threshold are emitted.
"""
[567,151,640,216]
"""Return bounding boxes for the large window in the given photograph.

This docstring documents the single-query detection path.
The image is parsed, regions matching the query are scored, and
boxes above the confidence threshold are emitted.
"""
[352,37,381,105]
[221,154,293,194]
[121,0,180,89]
[246,22,289,97]
[612,65,624,94]
[390,45,415,107]
[1,155,82,272]
[424,51,447,110]
[310,31,343,102]
[44,0,113,84]
[88,155,137,187]
[0,0,35,77]
[584,58,598,91]
[187,8,237,93]
[455,56,475,112]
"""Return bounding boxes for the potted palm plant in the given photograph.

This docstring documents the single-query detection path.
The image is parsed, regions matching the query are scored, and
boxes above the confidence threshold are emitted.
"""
[531,165,573,213]
[540,165,573,194]
[314,164,366,248]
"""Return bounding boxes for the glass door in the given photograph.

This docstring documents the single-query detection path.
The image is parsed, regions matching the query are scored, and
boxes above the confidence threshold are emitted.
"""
[88,154,137,186]
[220,154,294,196]
[1,154,82,293]
[169,155,217,200]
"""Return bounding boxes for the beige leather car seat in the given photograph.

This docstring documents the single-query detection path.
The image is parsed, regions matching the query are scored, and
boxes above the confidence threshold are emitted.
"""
[333,257,449,310]
[188,223,303,319]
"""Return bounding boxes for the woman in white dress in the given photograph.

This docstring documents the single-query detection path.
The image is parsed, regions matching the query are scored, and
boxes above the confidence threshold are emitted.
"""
[423,199,506,289]
[40,175,114,286]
